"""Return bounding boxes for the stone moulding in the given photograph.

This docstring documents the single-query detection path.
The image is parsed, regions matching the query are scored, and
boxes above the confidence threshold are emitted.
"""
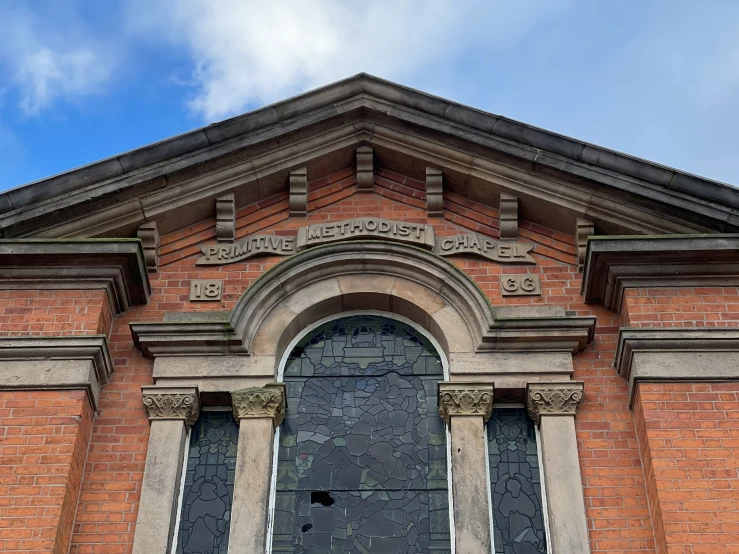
[0,335,114,409]
[615,328,739,406]
[0,239,150,314]
[526,381,584,423]
[581,235,739,311]
[129,241,596,359]
[3,75,735,243]
[231,383,286,427]
[141,385,200,426]
[437,382,494,422]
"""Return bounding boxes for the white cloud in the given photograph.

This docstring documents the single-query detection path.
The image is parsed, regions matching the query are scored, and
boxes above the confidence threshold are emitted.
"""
[0,6,114,116]
[137,0,564,121]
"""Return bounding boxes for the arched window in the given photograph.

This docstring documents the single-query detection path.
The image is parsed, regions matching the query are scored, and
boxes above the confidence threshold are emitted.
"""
[270,314,452,553]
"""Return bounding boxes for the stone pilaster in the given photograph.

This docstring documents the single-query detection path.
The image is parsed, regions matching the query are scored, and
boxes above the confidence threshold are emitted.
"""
[438,382,494,554]
[229,383,287,554]
[132,386,200,554]
[527,382,590,554]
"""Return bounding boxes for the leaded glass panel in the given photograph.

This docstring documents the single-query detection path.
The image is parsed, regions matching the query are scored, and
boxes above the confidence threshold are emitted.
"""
[272,315,451,553]
[487,407,547,554]
[175,410,238,554]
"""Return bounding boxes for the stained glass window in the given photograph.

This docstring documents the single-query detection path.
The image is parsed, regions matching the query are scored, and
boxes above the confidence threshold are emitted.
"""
[271,315,451,553]
[175,410,238,554]
[487,407,547,554]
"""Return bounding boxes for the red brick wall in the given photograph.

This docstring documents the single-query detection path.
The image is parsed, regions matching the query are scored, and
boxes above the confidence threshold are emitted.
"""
[634,383,739,553]
[0,390,93,553]
[621,287,739,328]
[0,167,659,553]
[0,290,112,337]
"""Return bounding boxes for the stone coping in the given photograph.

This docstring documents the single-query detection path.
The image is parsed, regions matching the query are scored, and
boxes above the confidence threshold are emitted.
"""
[0,335,114,408]
[615,327,739,406]
[581,234,739,311]
[1,75,736,239]
[0,239,150,312]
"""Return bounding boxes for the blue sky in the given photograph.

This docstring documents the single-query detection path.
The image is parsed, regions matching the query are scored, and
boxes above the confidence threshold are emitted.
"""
[1,1,739,192]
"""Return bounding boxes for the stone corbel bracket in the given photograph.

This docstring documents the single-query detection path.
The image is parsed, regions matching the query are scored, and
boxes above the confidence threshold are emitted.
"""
[0,239,150,314]
[137,221,160,273]
[615,328,739,407]
[356,145,373,191]
[575,218,594,272]
[289,167,308,216]
[0,335,113,409]
[216,193,236,242]
[141,385,200,426]
[231,383,286,428]
[526,381,584,424]
[581,235,739,311]
[499,192,519,240]
[437,382,494,422]
[425,167,443,217]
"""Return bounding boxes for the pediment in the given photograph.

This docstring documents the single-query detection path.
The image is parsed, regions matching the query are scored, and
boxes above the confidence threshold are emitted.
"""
[2,74,738,240]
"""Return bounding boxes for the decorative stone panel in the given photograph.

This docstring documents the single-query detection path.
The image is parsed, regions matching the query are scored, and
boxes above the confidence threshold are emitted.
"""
[437,382,494,422]
[141,385,200,425]
[231,383,286,427]
[526,381,584,423]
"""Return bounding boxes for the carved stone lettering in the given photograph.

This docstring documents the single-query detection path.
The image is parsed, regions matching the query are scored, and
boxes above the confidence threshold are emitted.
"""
[437,382,494,423]
[434,232,535,264]
[196,235,297,265]
[231,383,286,427]
[500,274,541,296]
[141,386,200,425]
[527,382,584,423]
[296,217,435,250]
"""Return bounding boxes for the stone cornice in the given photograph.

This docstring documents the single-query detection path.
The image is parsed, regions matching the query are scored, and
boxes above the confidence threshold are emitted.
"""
[2,75,735,241]
[581,235,739,312]
[482,314,596,354]
[0,239,150,313]
[527,382,584,423]
[615,328,739,406]
[141,386,200,425]
[0,335,113,408]
[437,382,494,422]
[231,383,286,427]
[130,321,246,358]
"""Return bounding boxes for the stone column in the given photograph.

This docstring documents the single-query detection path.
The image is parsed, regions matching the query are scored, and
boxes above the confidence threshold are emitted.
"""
[132,386,200,554]
[228,383,286,554]
[527,382,589,554]
[438,382,495,554]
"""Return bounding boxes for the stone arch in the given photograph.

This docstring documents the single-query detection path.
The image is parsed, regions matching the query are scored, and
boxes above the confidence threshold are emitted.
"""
[228,241,495,363]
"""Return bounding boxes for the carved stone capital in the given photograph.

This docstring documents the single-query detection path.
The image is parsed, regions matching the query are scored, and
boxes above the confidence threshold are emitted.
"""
[437,382,494,423]
[527,382,584,423]
[141,386,200,426]
[231,383,286,427]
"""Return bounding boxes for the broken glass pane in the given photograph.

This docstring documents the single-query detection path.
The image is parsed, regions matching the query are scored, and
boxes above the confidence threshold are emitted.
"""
[176,410,238,554]
[487,407,547,554]
[273,315,451,553]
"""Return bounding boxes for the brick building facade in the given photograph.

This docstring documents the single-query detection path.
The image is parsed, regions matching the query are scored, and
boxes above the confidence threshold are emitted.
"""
[0,75,737,554]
